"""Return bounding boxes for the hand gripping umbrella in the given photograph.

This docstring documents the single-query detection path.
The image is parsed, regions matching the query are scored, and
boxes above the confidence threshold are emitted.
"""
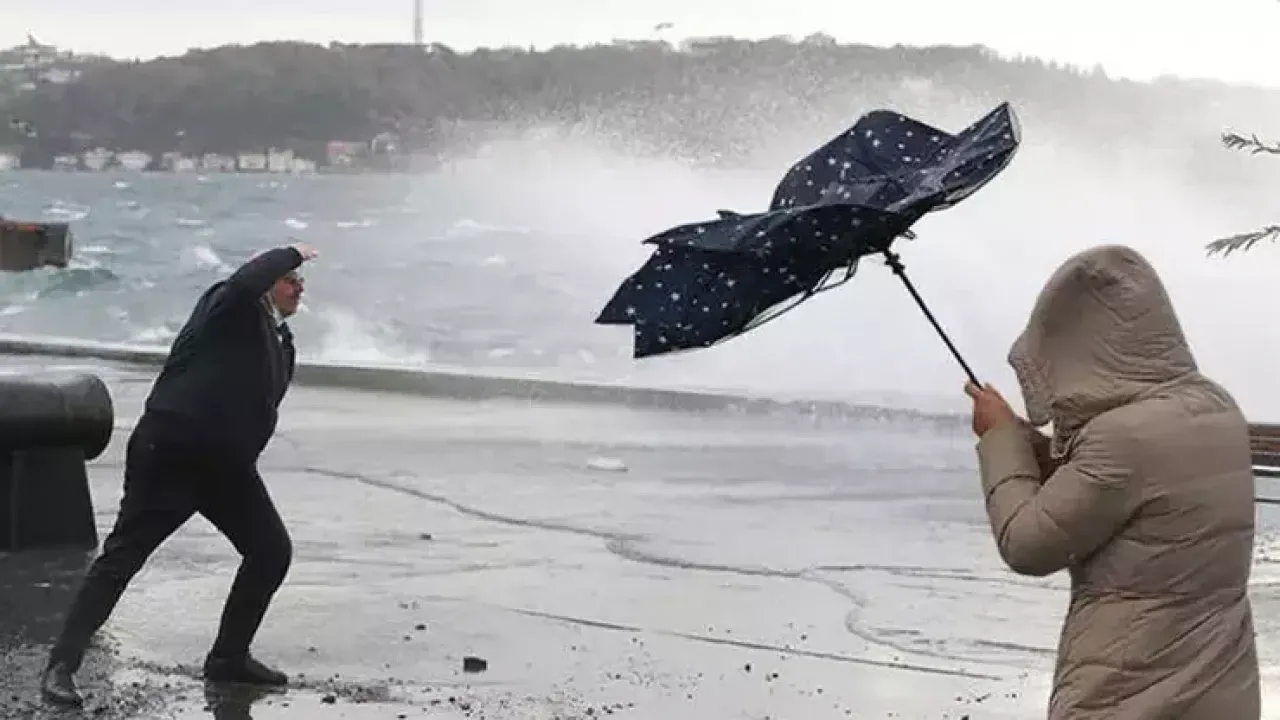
[595,103,1021,385]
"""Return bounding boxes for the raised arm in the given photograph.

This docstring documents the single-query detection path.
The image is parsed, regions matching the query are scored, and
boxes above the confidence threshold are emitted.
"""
[977,419,1137,577]
[223,246,305,301]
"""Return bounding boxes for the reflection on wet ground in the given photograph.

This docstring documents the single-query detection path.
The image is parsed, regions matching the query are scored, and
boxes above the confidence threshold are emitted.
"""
[3,361,1280,718]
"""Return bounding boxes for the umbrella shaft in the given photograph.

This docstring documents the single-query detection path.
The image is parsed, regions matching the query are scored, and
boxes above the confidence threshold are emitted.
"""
[881,251,981,386]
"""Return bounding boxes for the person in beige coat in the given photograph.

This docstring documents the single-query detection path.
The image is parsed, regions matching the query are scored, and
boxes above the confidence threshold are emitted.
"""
[965,244,1260,720]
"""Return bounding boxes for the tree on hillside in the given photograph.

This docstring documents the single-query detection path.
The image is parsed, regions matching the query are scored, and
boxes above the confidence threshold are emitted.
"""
[1205,132,1280,256]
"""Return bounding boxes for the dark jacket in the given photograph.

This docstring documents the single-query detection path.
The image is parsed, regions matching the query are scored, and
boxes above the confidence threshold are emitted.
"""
[143,247,303,464]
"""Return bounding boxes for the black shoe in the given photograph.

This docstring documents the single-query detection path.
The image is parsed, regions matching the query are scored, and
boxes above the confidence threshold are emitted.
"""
[40,661,83,707]
[203,654,288,686]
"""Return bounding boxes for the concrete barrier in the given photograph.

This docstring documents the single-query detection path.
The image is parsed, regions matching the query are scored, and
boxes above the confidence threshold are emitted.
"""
[1252,423,1280,479]
[0,373,113,551]
[0,332,963,426]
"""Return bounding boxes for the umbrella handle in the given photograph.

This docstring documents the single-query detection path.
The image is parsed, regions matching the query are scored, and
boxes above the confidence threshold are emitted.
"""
[881,250,982,387]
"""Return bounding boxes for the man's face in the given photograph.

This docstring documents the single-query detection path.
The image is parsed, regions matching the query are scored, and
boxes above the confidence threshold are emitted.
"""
[269,270,304,317]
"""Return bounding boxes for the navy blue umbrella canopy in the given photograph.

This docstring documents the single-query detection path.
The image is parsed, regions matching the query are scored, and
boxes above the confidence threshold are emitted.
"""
[596,102,1021,381]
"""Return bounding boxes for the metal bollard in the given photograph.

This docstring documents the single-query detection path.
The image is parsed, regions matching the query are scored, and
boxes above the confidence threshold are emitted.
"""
[0,373,113,551]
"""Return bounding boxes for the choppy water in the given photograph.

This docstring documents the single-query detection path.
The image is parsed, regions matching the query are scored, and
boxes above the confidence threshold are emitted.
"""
[0,170,612,369]
[0,160,841,398]
[4,126,1280,418]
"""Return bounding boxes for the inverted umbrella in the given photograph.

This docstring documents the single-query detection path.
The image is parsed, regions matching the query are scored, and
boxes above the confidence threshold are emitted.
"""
[595,102,1021,385]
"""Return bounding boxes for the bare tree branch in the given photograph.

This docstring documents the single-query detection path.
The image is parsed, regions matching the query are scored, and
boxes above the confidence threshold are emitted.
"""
[1222,131,1280,155]
[1206,225,1280,256]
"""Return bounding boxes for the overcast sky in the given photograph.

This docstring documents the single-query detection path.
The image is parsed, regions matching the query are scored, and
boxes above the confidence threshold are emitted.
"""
[5,0,1279,86]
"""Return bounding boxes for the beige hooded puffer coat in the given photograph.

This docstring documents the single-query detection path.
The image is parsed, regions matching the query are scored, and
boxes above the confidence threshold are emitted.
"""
[975,244,1260,720]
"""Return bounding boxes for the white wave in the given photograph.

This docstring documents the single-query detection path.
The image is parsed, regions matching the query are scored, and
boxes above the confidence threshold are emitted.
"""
[41,201,89,221]
[444,217,530,238]
[284,217,308,230]
[130,324,178,345]
[585,456,628,472]
[121,203,150,219]
[181,244,233,273]
[309,306,430,367]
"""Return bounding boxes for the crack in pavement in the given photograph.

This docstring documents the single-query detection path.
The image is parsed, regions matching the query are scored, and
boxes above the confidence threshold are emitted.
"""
[508,607,1003,681]
[282,464,1015,681]
[284,466,641,541]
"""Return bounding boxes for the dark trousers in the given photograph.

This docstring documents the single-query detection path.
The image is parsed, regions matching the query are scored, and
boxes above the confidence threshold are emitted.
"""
[50,416,292,672]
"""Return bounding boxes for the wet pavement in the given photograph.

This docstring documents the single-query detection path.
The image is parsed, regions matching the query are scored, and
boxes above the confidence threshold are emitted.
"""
[4,358,1280,718]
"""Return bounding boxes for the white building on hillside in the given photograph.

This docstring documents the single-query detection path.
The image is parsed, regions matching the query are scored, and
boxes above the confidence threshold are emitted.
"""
[237,153,267,172]
[116,151,151,171]
[266,148,294,173]
[200,153,236,172]
[82,148,112,171]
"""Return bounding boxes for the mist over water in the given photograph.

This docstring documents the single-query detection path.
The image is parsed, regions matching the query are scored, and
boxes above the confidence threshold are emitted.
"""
[3,85,1280,416]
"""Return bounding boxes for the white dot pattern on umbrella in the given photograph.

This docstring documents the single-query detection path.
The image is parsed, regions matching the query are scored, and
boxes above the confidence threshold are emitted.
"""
[597,103,1021,359]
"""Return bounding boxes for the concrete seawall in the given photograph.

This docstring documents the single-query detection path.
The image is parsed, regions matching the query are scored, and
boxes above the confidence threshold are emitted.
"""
[7,330,1280,471]
[0,332,964,425]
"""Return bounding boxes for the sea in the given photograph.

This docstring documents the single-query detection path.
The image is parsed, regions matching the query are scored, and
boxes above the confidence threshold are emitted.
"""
[4,127,1280,418]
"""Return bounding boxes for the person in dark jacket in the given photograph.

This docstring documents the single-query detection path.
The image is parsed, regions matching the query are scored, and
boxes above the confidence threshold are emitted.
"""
[40,243,319,707]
